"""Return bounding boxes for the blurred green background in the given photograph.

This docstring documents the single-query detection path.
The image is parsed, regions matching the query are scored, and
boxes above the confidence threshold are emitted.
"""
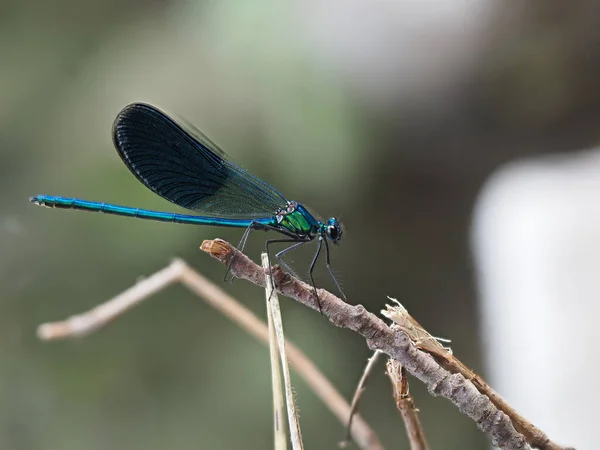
[4,1,600,449]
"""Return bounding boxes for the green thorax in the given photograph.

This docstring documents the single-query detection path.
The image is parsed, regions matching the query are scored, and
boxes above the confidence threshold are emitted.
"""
[275,202,320,236]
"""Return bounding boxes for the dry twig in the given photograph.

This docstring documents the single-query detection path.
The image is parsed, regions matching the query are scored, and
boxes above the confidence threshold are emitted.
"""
[37,258,383,450]
[264,257,288,450]
[200,238,571,450]
[386,359,428,450]
[344,350,429,450]
[262,253,303,450]
[342,350,383,447]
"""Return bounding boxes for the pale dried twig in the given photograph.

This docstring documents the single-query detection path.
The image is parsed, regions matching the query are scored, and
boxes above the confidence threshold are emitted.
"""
[37,257,383,450]
[265,259,288,450]
[263,253,303,450]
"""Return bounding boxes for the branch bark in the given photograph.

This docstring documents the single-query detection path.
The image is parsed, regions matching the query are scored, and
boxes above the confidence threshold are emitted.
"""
[200,238,570,450]
[381,301,570,450]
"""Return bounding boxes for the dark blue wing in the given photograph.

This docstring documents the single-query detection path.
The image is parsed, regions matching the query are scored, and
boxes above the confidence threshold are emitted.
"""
[112,103,288,218]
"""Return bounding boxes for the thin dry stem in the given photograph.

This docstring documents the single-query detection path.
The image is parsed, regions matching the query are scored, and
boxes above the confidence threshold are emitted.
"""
[341,350,383,447]
[37,261,186,340]
[263,253,303,450]
[37,257,383,450]
[387,359,428,450]
[265,261,288,450]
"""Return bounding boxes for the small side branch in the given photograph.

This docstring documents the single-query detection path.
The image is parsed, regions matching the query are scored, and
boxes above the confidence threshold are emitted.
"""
[200,239,569,450]
[386,359,428,450]
[342,350,384,447]
[37,260,187,340]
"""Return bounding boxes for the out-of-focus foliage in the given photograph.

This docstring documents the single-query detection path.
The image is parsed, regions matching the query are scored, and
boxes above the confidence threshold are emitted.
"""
[3,1,600,448]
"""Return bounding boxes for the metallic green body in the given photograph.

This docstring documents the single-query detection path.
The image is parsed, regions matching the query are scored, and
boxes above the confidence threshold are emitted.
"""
[277,203,320,236]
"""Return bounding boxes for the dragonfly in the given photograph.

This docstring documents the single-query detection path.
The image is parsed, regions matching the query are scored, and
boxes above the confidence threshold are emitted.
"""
[30,103,345,311]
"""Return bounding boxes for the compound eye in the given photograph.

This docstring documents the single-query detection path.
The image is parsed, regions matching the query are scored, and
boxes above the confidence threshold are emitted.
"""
[327,225,339,240]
